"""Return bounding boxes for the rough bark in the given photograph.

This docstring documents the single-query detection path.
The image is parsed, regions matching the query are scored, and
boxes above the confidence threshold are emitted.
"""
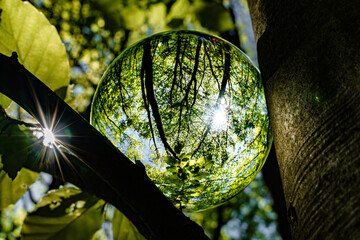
[0,54,208,240]
[247,0,360,239]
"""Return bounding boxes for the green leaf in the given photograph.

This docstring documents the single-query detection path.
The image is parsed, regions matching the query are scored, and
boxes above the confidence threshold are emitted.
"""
[148,3,166,29]
[174,142,184,154]
[180,154,191,162]
[193,171,208,180]
[167,0,190,23]
[112,208,146,240]
[193,1,234,32]
[121,4,145,30]
[0,165,39,211]
[189,180,201,189]
[91,229,108,240]
[190,166,200,174]
[0,0,70,107]
[0,94,11,109]
[203,159,214,170]
[0,109,36,179]
[196,157,205,165]
[166,166,177,173]
[164,156,177,165]
[21,187,104,240]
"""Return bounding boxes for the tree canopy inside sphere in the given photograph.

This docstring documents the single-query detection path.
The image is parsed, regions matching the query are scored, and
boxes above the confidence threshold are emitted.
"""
[91,31,272,211]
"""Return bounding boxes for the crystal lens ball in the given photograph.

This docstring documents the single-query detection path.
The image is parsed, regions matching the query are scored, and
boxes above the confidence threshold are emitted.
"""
[90,31,272,211]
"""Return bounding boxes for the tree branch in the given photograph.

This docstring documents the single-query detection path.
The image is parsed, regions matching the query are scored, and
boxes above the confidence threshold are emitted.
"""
[0,53,209,240]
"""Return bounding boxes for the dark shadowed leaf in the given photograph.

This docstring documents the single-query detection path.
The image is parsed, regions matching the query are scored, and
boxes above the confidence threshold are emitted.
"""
[21,187,104,240]
[164,156,177,165]
[0,109,37,179]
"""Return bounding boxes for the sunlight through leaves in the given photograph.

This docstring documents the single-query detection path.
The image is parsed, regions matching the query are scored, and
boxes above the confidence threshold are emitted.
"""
[35,128,56,148]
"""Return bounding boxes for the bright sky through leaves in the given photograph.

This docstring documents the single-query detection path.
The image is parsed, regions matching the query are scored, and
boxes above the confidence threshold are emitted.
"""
[211,98,228,131]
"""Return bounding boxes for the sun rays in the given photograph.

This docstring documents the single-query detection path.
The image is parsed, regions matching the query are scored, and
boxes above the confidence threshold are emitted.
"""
[29,96,84,184]
[19,79,113,190]
[34,128,56,148]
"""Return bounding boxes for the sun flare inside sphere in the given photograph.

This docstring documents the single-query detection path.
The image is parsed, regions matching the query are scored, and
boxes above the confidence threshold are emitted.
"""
[211,99,228,131]
[90,31,272,211]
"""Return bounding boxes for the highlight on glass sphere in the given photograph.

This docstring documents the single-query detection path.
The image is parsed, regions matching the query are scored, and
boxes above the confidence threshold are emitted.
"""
[90,30,272,211]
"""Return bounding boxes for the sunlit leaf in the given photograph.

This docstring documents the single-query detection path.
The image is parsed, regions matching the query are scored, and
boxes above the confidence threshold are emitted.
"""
[166,0,190,23]
[148,3,166,30]
[0,165,39,211]
[196,157,205,165]
[112,208,145,240]
[166,166,177,173]
[0,94,11,109]
[0,0,70,107]
[91,229,108,240]
[21,187,104,240]
[121,4,145,30]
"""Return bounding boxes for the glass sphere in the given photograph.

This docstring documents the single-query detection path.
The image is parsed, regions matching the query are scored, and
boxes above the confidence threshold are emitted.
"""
[91,31,272,211]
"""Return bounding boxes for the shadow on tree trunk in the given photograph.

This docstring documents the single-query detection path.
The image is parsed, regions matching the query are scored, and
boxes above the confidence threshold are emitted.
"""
[262,145,292,240]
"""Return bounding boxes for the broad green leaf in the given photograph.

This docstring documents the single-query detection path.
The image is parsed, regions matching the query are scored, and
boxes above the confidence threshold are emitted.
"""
[120,3,145,30]
[0,109,37,179]
[91,229,108,240]
[167,0,190,20]
[196,157,205,165]
[164,156,177,165]
[22,187,104,240]
[180,154,191,161]
[166,166,177,173]
[112,208,145,240]
[0,94,11,109]
[0,0,70,107]
[148,3,166,29]
[0,165,39,211]
[193,1,234,32]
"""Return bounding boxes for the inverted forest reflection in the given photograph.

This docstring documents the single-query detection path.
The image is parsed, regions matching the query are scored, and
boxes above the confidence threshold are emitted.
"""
[91,31,272,211]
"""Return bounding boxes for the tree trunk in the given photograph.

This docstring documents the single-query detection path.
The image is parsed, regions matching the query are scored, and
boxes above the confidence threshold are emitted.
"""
[262,146,291,239]
[247,0,360,239]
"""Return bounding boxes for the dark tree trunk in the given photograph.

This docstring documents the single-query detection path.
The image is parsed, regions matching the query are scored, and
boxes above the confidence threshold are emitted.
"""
[247,0,360,239]
[262,146,291,240]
